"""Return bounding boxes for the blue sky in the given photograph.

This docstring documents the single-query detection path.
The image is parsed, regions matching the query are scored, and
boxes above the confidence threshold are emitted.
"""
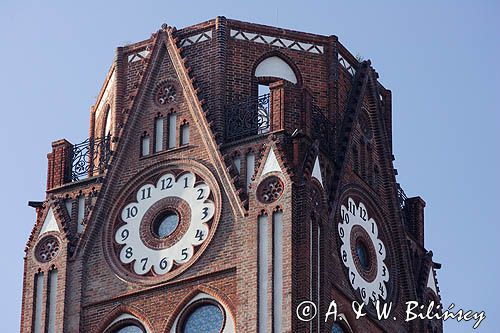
[0,1,498,332]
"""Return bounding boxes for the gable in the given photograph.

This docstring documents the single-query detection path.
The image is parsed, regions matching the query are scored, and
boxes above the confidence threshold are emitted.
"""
[39,207,60,236]
[261,148,282,176]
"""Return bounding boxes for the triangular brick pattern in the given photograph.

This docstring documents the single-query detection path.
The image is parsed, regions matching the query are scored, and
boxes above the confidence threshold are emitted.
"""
[21,18,442,333]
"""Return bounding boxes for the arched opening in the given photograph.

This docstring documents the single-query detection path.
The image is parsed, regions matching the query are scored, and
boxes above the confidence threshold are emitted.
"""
[254,56,298,84]
[104,314,147,333]
[169,292,235,333]
[254,55,299,135]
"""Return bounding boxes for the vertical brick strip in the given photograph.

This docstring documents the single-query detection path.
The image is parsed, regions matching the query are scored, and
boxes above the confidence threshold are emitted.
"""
[46,139,73,191]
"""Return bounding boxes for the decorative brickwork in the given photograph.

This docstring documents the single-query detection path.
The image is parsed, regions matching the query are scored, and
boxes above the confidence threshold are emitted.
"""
[21,17,441,333]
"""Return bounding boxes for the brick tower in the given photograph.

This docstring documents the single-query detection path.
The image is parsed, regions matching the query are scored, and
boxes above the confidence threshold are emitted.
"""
[21,17,443,332]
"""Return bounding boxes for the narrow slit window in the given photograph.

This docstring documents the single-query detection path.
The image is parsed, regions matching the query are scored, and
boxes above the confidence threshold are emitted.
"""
[233,155,241,174]
[273,211,283,333]
[104,106,112,137]
[47,269,58,333]
[258,214,269,333]
[155,117,164,152]
[77,196,85,234]
[181,123,190,145]
[33,273,44,333]
[168,113,177,149]
[141,135,150,157]
[245,152,255,191]
[64,199,72,221]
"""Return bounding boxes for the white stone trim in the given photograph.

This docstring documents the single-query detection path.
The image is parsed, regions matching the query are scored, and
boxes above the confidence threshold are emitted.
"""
[338,53,356,76]
[261,148,282,176]
[427,267,438,295]
[40,207,59,236]
[179,30,213,47]
[127,50,151,63]
[311,156,323,187]
[230,29,324,54]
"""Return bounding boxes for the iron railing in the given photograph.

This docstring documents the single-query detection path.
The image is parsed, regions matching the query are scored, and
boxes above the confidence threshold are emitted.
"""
[71,135,112,181]
[397,183,408,211]
[311,104,336,156]
[226,94,270,142]
[397,183,409,226]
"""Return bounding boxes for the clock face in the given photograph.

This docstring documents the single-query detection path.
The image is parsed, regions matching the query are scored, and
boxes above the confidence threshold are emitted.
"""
[112,170,217,278]
[338,197,389,304]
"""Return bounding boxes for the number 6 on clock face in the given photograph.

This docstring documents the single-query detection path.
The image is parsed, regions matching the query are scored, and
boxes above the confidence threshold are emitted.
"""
[113,170,217,277]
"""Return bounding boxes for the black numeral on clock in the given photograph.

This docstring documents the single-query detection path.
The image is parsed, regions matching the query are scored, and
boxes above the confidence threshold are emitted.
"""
[197,188,204,200]
[195,229,205,241]
[201,207,209,220]
[121,229,129,241]
[159,257,169,270]
[348,200,356,215]
[181,248,188,260]
[359,206,367,221]
[342,250,348,263]
[161,178,173,190]
[140,187,151,200]
[184,177,189,188]
[341,209,349,224]
[125,206,138,219]
[379,282,385,296]
[378,243,384,255]
[125,247,133,259]
[140,257,148,271]
[351,271,356,284]
[339,227,345,238]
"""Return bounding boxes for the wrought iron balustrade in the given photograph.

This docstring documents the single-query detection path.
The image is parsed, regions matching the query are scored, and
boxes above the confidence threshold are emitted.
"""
[311,104,336,156]
[397,183,409,226]
[71,135,112,181]
[226,93,270,142]
[397,183,408,210]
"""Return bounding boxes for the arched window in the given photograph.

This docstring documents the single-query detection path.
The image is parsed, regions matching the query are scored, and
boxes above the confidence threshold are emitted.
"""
[180,122,190,145]
[105,318,146,333]
[179,299,225,333]
[141,133,150,157]
[115,324,144,333]
[253,55,299,135]
[255,56,298,84]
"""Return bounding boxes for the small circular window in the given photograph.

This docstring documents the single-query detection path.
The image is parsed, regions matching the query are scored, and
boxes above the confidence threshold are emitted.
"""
[35,235,60,263]
[181,301,225,333]
[355,240,370,270]
[155,82,177,105]
[256,175,284,204]
[153,211,179,239]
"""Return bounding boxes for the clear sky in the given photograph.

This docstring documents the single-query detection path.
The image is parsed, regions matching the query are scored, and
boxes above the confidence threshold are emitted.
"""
[0,1,498,332]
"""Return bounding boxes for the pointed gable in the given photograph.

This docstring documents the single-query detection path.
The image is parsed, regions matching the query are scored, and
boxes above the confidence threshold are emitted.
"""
[311,156,323,186]
[39,207,60,236]
[261,148,282,176]
[426,267,438,295]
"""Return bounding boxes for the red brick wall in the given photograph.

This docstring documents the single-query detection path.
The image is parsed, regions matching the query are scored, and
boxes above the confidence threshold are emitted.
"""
[21,17,441,333]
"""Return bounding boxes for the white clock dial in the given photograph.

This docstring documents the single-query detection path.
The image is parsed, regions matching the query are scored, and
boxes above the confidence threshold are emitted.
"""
[114,171,215,276]
[338,197,389,304]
